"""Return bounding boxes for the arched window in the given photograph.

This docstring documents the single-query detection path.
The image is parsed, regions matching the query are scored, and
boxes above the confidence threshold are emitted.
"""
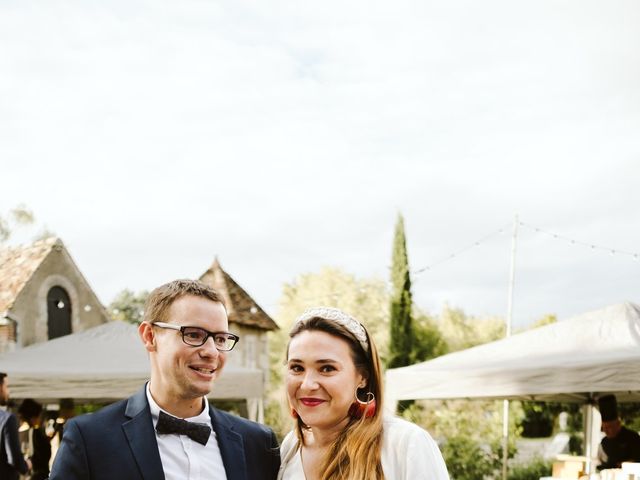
[47,286,72,339]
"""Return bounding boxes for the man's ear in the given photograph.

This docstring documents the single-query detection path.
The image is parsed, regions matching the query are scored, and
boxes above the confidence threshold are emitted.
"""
[138,322,157,352]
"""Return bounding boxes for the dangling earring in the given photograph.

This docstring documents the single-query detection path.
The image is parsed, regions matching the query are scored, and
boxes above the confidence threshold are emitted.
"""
[349,387,376,419]
[290,408,299,419]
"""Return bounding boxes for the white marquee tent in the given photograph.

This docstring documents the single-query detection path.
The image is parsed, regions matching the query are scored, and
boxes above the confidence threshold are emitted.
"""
[0,321,264,406]
[386,302,640,405]
[385,302,640,470]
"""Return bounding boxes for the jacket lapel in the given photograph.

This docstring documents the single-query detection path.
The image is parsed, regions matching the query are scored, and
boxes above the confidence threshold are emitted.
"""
[122,386,165,480]
[211,407,247,480]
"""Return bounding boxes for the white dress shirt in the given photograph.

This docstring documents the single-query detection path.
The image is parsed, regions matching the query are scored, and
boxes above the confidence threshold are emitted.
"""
[146,385,227,480]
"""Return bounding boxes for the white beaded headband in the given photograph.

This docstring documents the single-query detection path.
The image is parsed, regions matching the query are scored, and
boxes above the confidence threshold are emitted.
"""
[294,307,369,352]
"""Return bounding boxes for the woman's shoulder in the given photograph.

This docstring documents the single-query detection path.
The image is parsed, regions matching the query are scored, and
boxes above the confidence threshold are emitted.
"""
[381,416,443,464]
[382,415,433,440]
[381,416,450,479]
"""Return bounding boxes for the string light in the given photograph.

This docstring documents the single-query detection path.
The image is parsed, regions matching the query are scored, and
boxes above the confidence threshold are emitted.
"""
[412,220,639,277]
[519,222,639,260]
[413,223,511,275]
[262,218,639,307]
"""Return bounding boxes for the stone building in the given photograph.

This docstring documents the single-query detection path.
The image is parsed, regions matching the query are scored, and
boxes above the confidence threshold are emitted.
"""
[0,237,109,354]
[199,258,279,420]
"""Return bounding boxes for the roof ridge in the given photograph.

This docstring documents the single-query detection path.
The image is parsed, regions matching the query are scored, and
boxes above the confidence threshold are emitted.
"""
[198,259,278,331]
[0,237,61,313]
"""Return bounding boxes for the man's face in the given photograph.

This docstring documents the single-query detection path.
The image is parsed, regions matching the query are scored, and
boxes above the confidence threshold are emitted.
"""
[147,295,229,402]
[601,419,622,439]
[0,377,9,406]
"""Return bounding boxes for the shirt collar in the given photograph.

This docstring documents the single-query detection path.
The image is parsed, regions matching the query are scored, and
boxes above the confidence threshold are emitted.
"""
[145,382,211,426]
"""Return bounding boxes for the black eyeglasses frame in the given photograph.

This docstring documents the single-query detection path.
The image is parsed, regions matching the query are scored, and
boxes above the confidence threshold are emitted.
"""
[151,321,240,351]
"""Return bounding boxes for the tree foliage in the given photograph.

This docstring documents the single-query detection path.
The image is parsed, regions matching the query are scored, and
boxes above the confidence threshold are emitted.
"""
[108,289,149,324]
[438,304,505,352]
[424,399,522,480]
[507,457,552,480]
[411,310,449,362]
[441,435,497,480]
[275,267,389,352]
[388,214,414,370]
[0,204,35,243]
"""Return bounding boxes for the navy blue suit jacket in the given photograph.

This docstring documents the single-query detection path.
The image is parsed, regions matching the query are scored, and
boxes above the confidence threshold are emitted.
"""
[49,386,280,480]
[0,409,30,480]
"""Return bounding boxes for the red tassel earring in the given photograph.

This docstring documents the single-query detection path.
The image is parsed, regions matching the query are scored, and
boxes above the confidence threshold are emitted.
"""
[349,389,376,419]
[290,408,299,419]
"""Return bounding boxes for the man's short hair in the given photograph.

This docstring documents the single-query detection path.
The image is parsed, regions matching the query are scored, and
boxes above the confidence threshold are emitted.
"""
[143,279,225,325]
[0,372,6,385]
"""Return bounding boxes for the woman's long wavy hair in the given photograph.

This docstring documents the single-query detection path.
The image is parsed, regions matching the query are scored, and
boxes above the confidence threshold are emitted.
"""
[287,313,385,480]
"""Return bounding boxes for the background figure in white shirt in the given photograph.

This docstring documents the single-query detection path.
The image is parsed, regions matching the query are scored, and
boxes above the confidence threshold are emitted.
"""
[278,307,449,480]
[51,279,280,480]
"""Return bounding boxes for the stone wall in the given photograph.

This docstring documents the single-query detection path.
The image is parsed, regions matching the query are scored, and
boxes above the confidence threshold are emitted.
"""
[10,244,109,348]
[226,323,270,388]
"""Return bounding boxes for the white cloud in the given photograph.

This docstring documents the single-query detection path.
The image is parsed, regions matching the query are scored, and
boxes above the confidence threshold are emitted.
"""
[1,0,639,327]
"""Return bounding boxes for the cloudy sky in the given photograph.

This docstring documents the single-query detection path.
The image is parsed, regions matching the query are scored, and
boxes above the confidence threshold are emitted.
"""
[1,0,639,328]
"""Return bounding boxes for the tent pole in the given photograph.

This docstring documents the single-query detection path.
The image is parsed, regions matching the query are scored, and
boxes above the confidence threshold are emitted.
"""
[584,402,593,474]
[502,214,519,480]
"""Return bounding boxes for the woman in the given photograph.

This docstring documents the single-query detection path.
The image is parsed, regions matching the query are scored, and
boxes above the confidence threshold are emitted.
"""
[279,307,449,480]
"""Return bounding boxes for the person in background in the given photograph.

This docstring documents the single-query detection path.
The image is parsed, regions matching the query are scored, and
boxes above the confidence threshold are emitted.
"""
[597,394,640,470]
[18,398,51,480]
[51,279,280,480]
[0,372,31,480]
[278,307,449,480]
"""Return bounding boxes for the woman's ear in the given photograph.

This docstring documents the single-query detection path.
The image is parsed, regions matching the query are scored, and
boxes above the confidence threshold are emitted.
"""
[357,370,369,390]
[138,322,157,352]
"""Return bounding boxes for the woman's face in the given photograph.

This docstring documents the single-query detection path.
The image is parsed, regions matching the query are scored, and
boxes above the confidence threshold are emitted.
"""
[287,330,366,435]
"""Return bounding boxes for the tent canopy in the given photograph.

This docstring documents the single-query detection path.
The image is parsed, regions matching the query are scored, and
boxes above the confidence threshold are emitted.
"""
[385,302,640,405]
[0,321,263,402]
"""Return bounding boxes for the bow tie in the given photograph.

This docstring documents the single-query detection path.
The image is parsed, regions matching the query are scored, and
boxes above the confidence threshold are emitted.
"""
[155,410,211,446]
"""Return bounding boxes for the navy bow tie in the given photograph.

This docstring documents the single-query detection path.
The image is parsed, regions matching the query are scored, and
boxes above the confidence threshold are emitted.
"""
[155,410,211,446]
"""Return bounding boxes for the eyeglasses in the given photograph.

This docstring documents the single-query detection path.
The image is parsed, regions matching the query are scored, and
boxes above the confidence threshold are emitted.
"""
[152,322,240,351]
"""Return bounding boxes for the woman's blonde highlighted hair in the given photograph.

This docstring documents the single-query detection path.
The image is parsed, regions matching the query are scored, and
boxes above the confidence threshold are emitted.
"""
[288,308,385,480]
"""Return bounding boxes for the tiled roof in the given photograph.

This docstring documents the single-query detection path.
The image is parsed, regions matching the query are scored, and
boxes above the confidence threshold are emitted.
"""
[0,237,59,313]
[199,259,278,331]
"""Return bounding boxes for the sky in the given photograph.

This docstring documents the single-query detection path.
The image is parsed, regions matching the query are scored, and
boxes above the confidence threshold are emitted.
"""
[1,0,639,328]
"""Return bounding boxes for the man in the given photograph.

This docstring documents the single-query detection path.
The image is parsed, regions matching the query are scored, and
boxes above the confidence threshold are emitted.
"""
[597,394,640,470]
[50,279,280,480]
[0,372,31,480]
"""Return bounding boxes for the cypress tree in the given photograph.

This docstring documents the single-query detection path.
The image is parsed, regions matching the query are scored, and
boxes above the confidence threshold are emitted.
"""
[388,213,414,370]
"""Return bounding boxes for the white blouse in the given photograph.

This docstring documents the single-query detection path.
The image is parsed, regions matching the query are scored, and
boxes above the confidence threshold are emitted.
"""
[278,416,450,480]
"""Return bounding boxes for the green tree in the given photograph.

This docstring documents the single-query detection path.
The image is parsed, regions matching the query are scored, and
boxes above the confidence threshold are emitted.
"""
[411,309,448,362]
[508,457,552,480]
[387,214,416,413]
[108,289,149,324]
[438,304,505,352]
[387,214,414,369]
[422,398,522,480]
[0,204,34,243]
[276,267,389,354]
